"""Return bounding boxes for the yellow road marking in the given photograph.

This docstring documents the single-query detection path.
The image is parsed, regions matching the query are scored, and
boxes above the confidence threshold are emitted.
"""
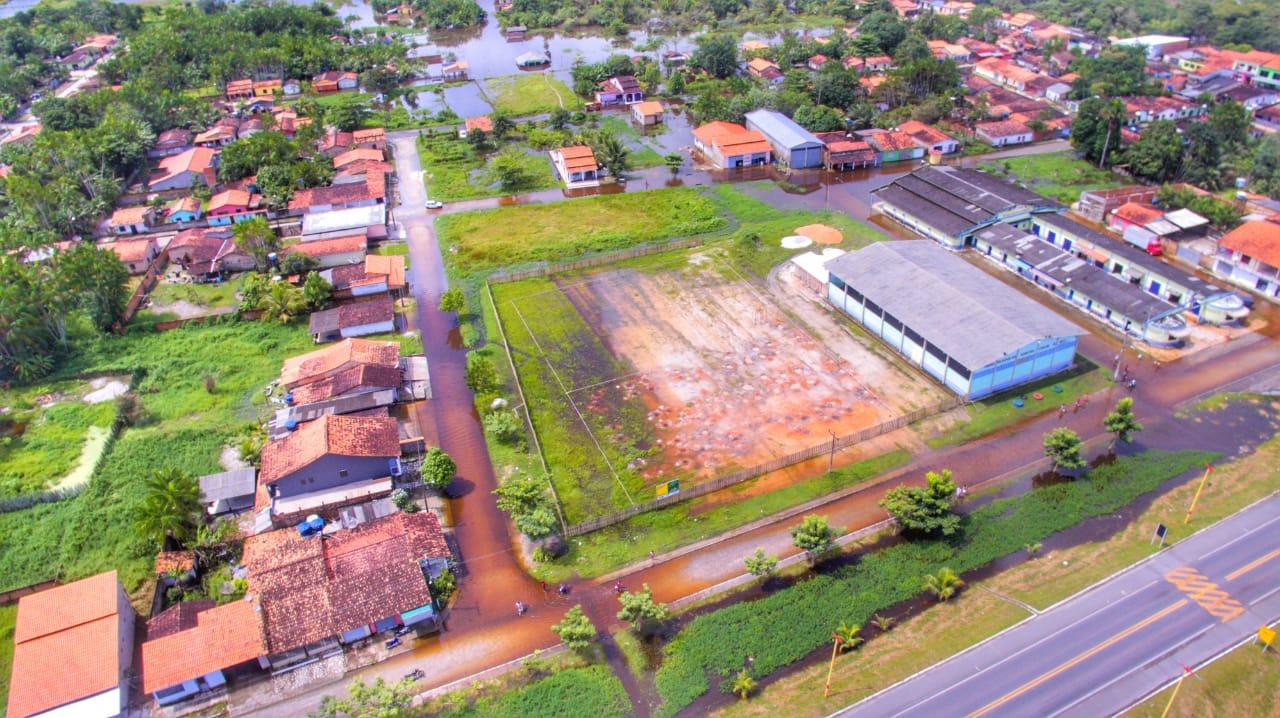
[964,600,1187,718]
[1225,547,1280,582]
[1164,567,1246,622]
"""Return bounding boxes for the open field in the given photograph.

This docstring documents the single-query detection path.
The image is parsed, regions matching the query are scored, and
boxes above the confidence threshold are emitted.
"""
[0,320,313,595]
[483,74,582,116]
[417,134,557,202]
[437,187,725,277]
[979,151,1124,204]
[712,421,1280,718]
[494,248,946,525]
[0,379,120,497]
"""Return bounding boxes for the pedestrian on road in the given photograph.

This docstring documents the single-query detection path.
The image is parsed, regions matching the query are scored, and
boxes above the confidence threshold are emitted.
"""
[1128,378,1137,392]
[1154,360,1161,372]
[649,550,656,561]
[541,581,547,594]
[1058,404,1066,419]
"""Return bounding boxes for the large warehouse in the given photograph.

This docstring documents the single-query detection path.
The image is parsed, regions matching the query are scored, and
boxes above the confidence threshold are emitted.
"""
[824,241,1085,398]
[744,109,824,169]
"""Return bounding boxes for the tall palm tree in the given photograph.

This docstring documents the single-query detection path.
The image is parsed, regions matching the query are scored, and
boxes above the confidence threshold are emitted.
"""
[259,282,307,324]
[923,567,965,602]
[834,622,863,653]
[732,669,757,700]
[134,467,202,549]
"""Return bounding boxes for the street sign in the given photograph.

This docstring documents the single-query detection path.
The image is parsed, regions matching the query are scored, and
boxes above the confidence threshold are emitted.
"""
[656,479,679,498]
[1152,523,1168,547]
[1260,626,1276,650]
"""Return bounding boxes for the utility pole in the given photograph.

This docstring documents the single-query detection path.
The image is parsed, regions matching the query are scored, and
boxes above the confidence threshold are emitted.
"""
[1183,463,1214,524]
[828,430,837,473]
[824,632,842,698]
[1160,662,1200,718]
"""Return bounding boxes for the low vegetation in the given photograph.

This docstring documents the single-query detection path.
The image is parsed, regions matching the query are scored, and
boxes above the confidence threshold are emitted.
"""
[979,152,1125,204]
[417,133,557,202]
[431,664,629,718]
[0,381,119,497]
[653,450,1215,716]
[484,74,582,116]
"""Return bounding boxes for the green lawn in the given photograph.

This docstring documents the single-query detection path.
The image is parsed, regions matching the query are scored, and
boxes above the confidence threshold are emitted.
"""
[0,603,15,715]
[0,381,119,498]
[484,74,582,116]
[927,360,1112,448]
[373,242,411,269]
[0,320,313,595]
[148,279,241,309]
[417,133,557,202]
[980,152,1124,204]
[436,187,725,277]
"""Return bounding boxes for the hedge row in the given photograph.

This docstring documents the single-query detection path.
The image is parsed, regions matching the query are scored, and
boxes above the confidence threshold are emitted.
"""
[653,449,1217,717]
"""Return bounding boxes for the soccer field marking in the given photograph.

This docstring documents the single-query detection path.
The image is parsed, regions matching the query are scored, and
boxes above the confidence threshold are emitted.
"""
[508,298,637,508]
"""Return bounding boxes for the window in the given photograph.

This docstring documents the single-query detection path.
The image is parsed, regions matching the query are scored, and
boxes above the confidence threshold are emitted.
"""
[882,311,902,330]
[831,274,846,291]
[948,360,971,379]
[904,326,923,345]
[846,285,863,303]
[925,342,947,362]
[864,298,882,316]
[339,469,349,478]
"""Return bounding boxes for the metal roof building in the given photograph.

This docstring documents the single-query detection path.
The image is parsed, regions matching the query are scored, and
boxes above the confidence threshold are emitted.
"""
[744,109,824,169]
[824,241,1084,398]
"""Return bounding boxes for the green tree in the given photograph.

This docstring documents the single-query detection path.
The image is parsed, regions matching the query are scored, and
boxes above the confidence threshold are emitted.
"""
[421,447,457,491]
[429,567,456,602]
[879,469,960,537]
[493,476,559,538]
[257,282,307,323]
[551,604,597,651]
[51,242,129,331]
[1043,427,1087,472]
[691,34,738,79]
[666,69,686,95]
[134,467,203,548]
[232,217,281,271]
[893,31,931,65]
[464,351,498,393]
[326,94,371,132]
[743,548,778,579]
[664,152,683,175]
[311,678,414,718]
[833,621,863,652]
[302,270,331,310]
[923,567,964,602]
[791,514,837,563]
[280,251,320,276]
[1104,397,1143,446]
[859,11,907,54]
[1125,120,1183,182]
[1071,97,1126,167]
[488,146,537,192]
[732,669,757,700]
[218,131,297,181]
[617,583,669,633]
[483,410,523,444]
[548,106,571,129]
[1207,99,1251,149]
[593,131,630,178]
[491,112,514,140]
[439,286,465,314]
[793,104,844,132]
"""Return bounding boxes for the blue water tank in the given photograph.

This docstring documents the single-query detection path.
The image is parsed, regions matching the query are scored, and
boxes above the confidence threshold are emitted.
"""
[284,392,295,405]
[284,417,299,431]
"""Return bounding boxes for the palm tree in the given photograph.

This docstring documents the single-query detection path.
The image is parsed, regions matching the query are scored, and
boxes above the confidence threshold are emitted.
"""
[871,613,896,632]
[258,282,307,324]
[834,622,863,653]
[134,467,202,549]
[191,519,236,570]
[732,669,757,700]
[597,133,631,178]
[923,567,965,602]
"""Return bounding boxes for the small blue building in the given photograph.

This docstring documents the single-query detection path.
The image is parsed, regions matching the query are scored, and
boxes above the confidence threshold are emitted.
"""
[824,241,1085,399]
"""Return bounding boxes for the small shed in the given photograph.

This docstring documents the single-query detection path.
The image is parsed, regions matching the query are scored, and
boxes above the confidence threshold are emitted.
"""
[199,467,257,515]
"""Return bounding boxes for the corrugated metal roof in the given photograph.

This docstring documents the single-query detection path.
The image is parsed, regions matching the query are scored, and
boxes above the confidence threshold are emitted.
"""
[744,109,823,150]
[824,241,1084,369]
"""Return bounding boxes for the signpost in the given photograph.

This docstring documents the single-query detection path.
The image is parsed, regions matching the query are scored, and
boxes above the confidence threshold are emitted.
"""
[1152,523,1168,548]
[1260,625,1276,652]
[655,479,679,499]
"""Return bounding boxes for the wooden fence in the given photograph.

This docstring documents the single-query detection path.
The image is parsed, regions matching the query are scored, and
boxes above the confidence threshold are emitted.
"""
[488,237,703,284]
[564,396,966,536]
[118,249,170,328]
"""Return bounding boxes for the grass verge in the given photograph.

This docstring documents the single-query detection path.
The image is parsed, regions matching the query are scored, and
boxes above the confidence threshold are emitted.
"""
[713,430,1280,716]
[0,380,118,497]
[652,449,1216,717]
[1126,635,1280,718]
[425,658,629,718]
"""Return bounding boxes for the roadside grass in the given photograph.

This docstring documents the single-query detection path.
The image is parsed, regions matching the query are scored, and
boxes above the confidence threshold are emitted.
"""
[425,659,629,718]
[484,74,582,116]
[1126,635,1280,718]
[373,241,412,269]
[717,431,1280,717]
[0,320,312,594]
[926,359,1113,448]
[417,133,556,202]
[0,603,14,714]
[1179,391,1260,417]
[712,183,892,278]
[612,629,651,679]
[979,152,1123,204]
[0,381,119,497]
[532,448,911,583]
[436,187,724,277]
[651,449,1215,717]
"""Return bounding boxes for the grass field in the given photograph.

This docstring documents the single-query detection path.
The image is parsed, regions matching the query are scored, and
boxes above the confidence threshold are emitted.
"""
[484,74,582,116]
[1128,635,1280,718]
[417,133,557,202]
[714,424,1280,717]
[0,320,313,595]
[0,381,119,497]
[980,152,1124,204]
[373,241,412,269]
[927,359,1112,448]
[437,187,725,277]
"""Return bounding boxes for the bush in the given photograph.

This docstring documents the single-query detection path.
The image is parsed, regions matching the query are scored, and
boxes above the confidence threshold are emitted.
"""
[465,351,499,394]
[652,450,1215,717]
[421,447,457,491]
[430,567,456,603]
[483,409,524,445]
[460,323,481,347]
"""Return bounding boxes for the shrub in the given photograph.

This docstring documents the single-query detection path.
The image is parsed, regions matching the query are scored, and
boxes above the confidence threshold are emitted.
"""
[483,409,524,445]
[465,351,499,394]
[430,567,457,603]
[421,447,457,491]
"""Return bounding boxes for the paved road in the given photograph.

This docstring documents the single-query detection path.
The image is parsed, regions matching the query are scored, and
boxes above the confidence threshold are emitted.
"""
[837,493,1280,718]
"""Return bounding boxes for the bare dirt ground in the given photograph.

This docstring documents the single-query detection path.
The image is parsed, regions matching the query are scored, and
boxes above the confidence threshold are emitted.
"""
[554,257,947,485]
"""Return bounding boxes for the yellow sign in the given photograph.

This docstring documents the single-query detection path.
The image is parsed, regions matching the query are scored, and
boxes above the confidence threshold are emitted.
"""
[1260,626,1276,647]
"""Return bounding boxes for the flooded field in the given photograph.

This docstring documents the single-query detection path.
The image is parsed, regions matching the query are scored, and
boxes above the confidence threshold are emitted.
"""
[495,251,946,522]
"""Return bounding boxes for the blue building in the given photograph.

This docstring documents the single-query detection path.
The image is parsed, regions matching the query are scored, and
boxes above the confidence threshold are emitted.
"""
[824,241,1085,399]
[744,109,825,169]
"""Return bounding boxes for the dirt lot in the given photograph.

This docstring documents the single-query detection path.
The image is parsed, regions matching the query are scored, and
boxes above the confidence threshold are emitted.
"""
[545,255,946,485]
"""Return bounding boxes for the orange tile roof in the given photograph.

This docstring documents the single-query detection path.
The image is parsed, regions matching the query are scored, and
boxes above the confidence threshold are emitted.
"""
[557,145,597,172]
[208,189,253,213]
[289,362,402,404]
[895,120,952,145]
[153,147,217,185]
[141,601,267,694]
[464,115,493,132]
[632,100,664,117]
[976,119,1032,138]
[109,205,151,226]
[8,572,124,718]
[1220,220,1280,268]
[364,253,406,290]
[280,338,400,388]
[869,130,919,151]
[289,234,367,258]
[155,550,195,575]
[101,237,155,263]
[1111,201,1164,226]
[747,57,779,73]
[353,128,385,143]
[258,414,399,486]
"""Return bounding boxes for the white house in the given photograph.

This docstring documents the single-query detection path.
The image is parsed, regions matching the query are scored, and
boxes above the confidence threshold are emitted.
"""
[975,119,1033,146]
